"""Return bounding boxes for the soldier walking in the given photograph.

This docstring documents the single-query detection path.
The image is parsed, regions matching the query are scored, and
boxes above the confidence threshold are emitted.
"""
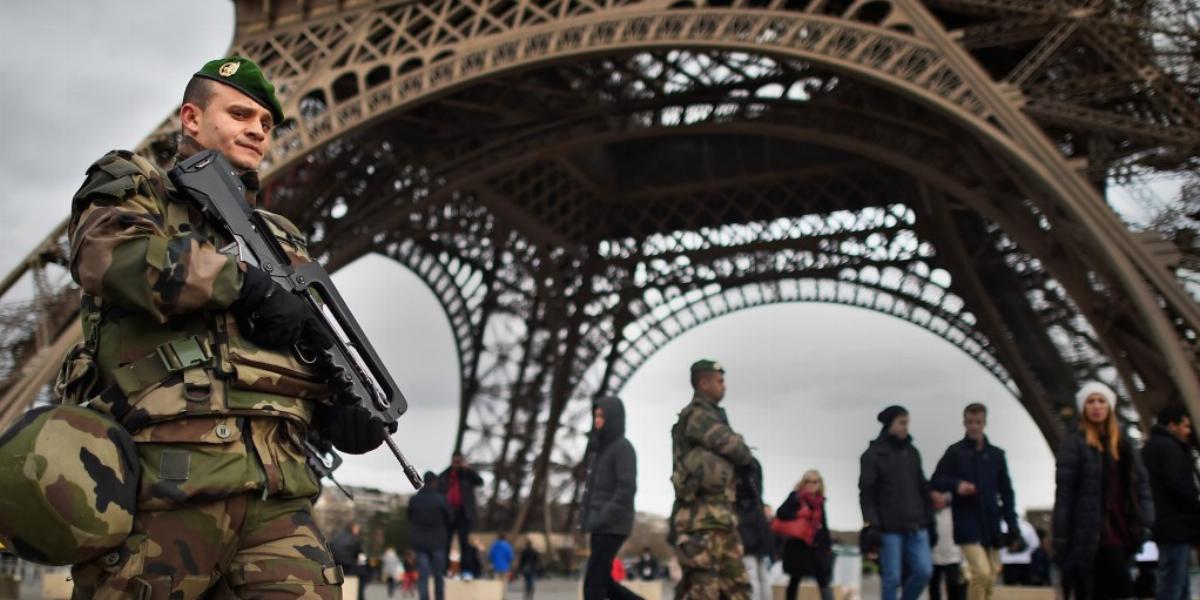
[670,360,754,600]
[4,56,388,598]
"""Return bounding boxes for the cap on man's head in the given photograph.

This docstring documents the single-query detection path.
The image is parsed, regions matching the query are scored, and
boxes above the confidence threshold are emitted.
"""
[193,57,284,124]
[877,405,909,427]
[690,359,724,374]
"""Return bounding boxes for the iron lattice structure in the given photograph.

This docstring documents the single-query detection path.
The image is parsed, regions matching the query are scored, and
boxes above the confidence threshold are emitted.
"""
[2,0,1199,534]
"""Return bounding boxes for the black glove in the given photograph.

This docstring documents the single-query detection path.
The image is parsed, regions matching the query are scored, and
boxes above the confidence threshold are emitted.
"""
[859,525,881,557]
[315,404,395,455]
[233,266,309,349]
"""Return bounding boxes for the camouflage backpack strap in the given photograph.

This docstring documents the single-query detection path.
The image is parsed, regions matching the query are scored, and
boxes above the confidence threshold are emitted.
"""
[54,294,104,406]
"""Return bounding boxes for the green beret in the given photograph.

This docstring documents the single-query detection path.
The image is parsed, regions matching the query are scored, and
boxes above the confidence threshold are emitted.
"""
[194,57,284,124]
[690,359,724,373]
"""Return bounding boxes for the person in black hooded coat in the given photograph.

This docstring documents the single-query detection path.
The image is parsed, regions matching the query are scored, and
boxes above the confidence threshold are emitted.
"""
[580,396,642,600]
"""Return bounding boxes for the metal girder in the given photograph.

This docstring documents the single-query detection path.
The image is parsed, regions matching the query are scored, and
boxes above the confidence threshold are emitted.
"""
[1,0,1198,538]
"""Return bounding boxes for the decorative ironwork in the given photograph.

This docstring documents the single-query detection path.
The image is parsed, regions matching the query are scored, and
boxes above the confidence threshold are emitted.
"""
[2,0,1198,536]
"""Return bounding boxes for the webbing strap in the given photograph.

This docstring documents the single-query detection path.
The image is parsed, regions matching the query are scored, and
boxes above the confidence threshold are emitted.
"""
[111,336,213,395]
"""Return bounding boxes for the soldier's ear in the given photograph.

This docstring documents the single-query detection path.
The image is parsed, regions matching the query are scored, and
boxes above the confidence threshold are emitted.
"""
[180,103,203,138]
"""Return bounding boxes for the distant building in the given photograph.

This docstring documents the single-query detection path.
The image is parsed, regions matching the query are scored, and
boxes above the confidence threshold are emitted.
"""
[313,485,410,534]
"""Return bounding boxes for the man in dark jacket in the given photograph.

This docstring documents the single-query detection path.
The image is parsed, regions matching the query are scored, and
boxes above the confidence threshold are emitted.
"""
[330,523,366,600]
[1142,405,1199,600]
[437,452,484,561]
[932,403,1020,600]
[409,471,453,600]
[860,405,934,600]
[580,396,642,600]
[735,458,773,600]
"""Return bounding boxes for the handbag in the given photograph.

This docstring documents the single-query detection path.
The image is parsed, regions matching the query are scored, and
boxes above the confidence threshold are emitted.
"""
[770,515,814,541]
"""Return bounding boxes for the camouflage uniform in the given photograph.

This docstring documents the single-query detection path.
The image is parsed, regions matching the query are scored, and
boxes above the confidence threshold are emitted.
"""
[65,149,341,599]
[670,393,754,600]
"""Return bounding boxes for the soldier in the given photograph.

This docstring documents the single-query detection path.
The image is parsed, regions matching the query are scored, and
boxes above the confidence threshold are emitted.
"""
[670,360,754,600]
[60,56,387,598]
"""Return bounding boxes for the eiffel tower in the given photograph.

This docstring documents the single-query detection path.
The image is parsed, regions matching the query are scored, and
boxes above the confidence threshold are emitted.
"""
[1,0,1197,535]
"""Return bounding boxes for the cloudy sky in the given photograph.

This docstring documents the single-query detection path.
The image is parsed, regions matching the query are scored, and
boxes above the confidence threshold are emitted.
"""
[1,2,1065,530]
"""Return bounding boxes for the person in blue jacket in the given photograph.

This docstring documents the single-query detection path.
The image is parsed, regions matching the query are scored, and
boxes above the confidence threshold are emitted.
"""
[489,534,515,581]
[932,403,1021,600]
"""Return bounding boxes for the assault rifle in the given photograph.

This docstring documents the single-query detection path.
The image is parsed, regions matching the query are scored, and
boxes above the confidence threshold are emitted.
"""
[170,149,422,490]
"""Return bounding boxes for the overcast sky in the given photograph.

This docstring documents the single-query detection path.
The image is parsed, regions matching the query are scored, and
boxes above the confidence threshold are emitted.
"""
[0,1,1065,530]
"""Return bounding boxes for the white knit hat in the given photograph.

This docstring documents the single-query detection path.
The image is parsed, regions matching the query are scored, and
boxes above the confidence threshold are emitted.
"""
[1075,381,1116,413]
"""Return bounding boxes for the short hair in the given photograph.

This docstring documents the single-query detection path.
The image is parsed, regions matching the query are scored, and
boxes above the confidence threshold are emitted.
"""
[964,403,988,416]
[182,76,217,110]
[1157,405,1190,427]
[691,370,716,389]
[423,470,438,486]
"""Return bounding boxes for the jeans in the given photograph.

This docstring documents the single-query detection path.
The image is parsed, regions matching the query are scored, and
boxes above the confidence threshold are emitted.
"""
[524,568,537,600]
[585,533,643,600]
[1156,543,1193,600]
[880,530,933,600]
[416,549,448,600]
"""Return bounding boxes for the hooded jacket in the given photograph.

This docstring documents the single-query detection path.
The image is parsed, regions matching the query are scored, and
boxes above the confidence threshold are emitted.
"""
[580,396,638,536]
[859,432,933,533]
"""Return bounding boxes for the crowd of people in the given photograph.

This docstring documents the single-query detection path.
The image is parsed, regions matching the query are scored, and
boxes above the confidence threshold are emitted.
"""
[320,362,1199,600]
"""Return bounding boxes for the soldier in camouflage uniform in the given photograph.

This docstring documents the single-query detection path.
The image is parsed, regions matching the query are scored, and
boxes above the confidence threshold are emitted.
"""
[65,57,384,599]
[670,360,754,600]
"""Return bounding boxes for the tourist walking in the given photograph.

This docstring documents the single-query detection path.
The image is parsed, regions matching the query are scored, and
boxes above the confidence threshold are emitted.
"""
[931,403,1021,600]
[1141,404,1199,600]
[331,523,368,600]
[520,540,540,600]
[999,518,1040,586]
[581,396,643,600]
[489,534,515,581]
[775,470,834,600]
[382,547,401,598]
[408,470,453,600]
[929,491,966,600]
[635,547,660,581]
[1053,382,1154,600]
[859,405,935,600]
[736,458,773,600]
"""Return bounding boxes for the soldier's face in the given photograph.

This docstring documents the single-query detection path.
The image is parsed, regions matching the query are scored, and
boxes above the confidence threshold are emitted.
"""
[181,83,273,171]
[700,372,726,402]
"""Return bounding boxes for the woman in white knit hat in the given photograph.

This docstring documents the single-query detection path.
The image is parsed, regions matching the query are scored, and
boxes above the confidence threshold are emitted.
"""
[1051,382,1154,600]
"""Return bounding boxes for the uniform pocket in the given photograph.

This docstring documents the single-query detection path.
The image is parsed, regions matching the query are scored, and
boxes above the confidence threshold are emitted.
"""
[132,419,257,510]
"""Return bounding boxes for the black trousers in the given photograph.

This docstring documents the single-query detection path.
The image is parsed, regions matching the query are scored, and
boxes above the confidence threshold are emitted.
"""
[584,533,643,600]
[929,564,966,600]
[1002,564,1031,586]
[1063,546,1135,600]
[446,508,472,562]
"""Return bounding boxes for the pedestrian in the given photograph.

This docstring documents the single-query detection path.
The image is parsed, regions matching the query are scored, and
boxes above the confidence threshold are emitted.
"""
[437,452,484,559]
[56,55,384,599]
[859,404,935,600]
[774,470,834,600]
[520,540,540,600]
[1141,404,1199,600]
[670,359,754,599]
[408,470,453,600]
[931,403,1022,600]
[1052,381,1154,600]
[401,550,419,597]
[331,523,368,600]
[635,547,660,581]
[383,547,401,598]
[489,534,515,581]
[736,458,773,600]
[998,518,1040,586]
[580,396,643,600]
[929,491,966,600]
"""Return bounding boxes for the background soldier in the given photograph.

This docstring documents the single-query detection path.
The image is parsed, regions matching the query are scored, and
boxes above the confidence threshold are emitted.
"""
[670,360,754,600]
[65,56,385,598]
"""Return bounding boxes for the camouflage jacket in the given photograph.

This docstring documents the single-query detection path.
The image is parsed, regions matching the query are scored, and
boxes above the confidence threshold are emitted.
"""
[670,393,752,533]
[67,149,329,510]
